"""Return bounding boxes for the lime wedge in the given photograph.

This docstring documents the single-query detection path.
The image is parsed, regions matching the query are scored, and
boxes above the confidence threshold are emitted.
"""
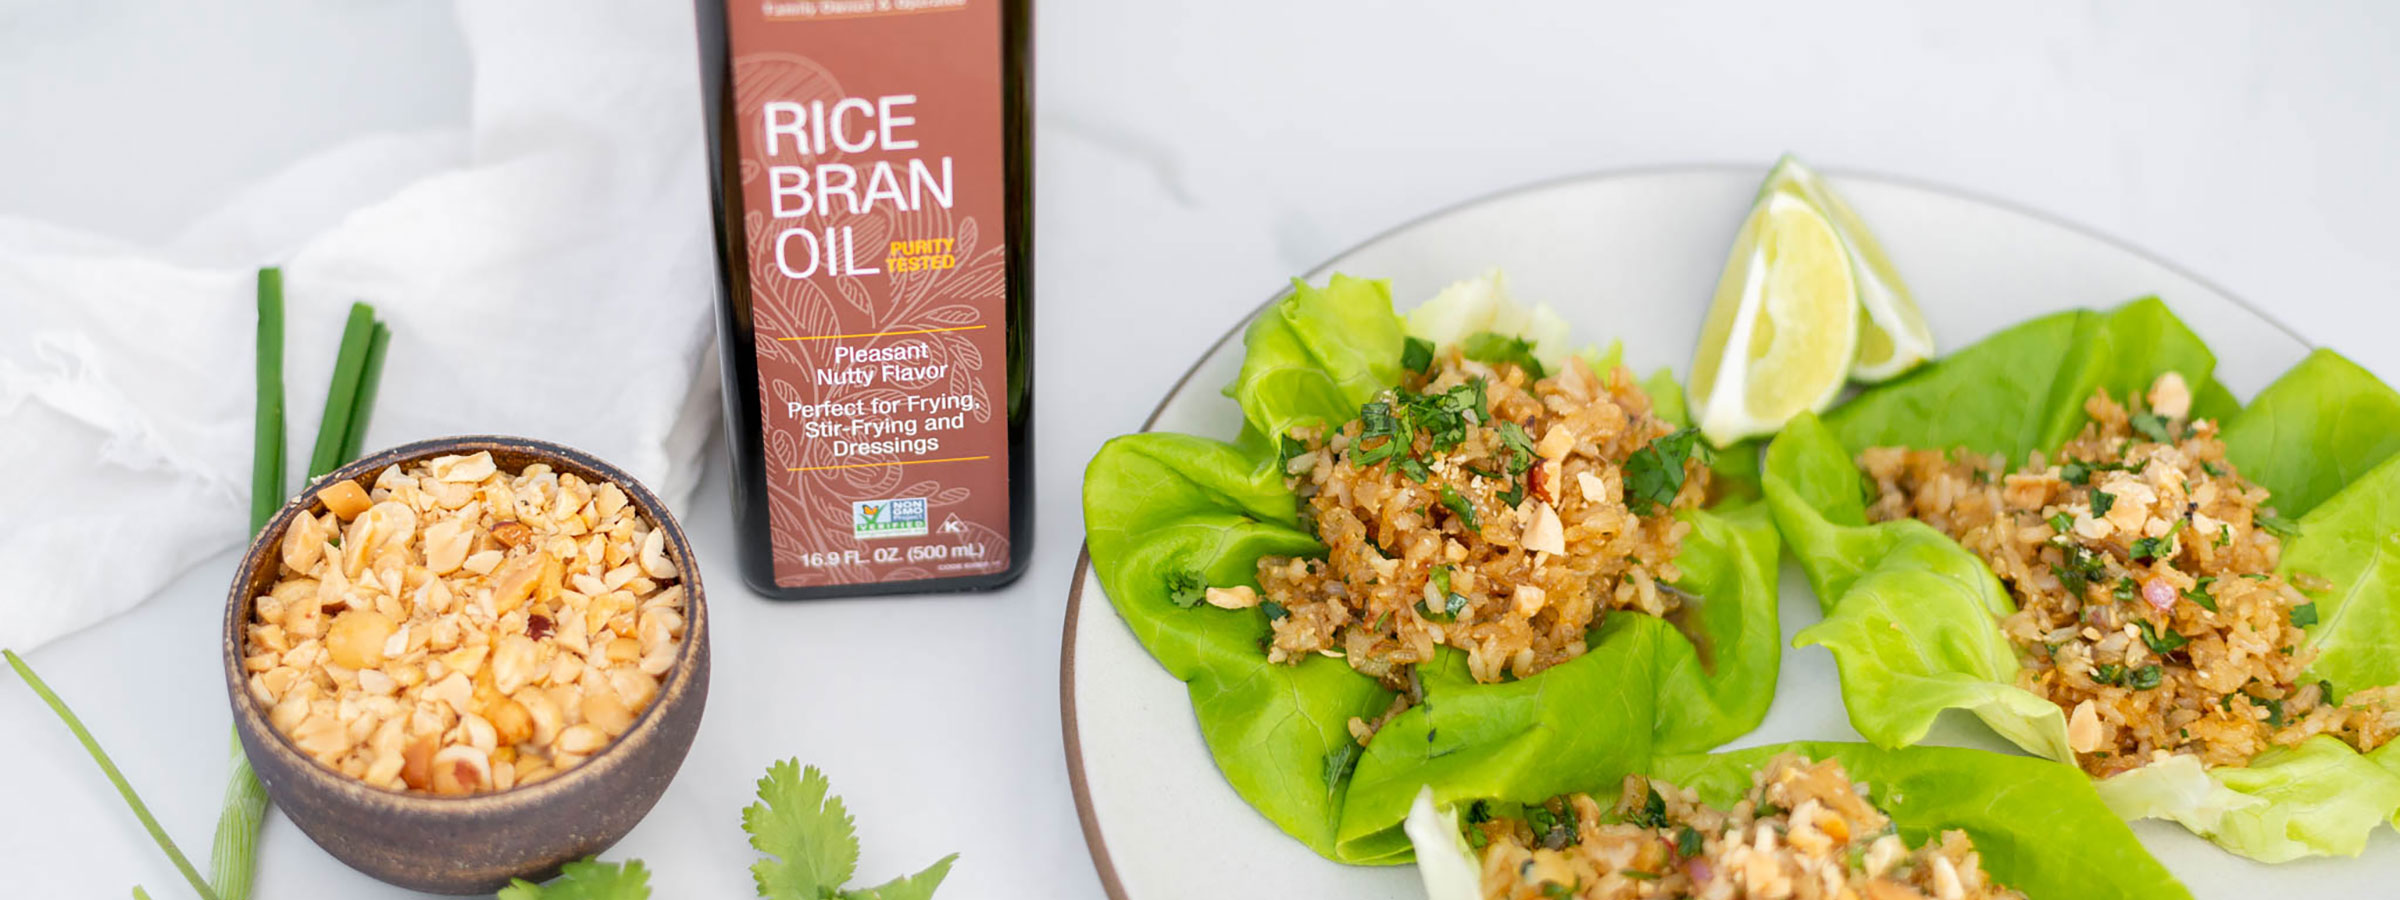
[1765,156,1934,382]
[1688,187,1859,446]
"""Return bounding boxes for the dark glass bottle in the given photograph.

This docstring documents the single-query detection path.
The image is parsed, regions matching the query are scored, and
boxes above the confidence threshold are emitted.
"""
[695,0,1033,599]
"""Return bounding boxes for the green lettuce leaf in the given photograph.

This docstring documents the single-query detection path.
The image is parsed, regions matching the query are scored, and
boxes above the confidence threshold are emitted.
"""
[2280,451,2400,693]
[2094,737,2400,862]
[1083,431,1390,856]
[1767,414,2073,760]
[1766,298,2400,860]
[1226,274,1406,447]
[1334,503,1781,861]
[1821,297,2217,461]
[1083,275,1782,863]
[2221,348,2400,519]
[1648,743,2191,900]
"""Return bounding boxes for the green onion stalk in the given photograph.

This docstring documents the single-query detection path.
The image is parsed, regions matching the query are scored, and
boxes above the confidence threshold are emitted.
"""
[4,650,221,900]
[208,281,388,899]
[9,270,391,899]
[206,269,289,900]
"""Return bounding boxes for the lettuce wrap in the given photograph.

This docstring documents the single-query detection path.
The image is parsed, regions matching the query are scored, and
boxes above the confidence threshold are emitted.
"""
[1763,297,2400,861]
[1082,273,1783,863]
[1406,741,2193,900]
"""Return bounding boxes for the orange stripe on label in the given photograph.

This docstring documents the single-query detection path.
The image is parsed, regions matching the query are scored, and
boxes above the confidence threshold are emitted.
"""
[776,324,986,342]
[787,455,990,473]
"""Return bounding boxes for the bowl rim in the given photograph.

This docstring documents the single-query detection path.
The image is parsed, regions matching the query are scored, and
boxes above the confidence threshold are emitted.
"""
[221,434,708,814]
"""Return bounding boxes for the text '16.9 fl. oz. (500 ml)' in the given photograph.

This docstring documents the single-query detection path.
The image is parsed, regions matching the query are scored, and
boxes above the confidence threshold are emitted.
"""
[695,0,1033,599]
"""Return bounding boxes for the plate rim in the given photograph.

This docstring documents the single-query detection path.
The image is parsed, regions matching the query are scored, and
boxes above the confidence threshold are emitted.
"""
[1057,161,2313,900]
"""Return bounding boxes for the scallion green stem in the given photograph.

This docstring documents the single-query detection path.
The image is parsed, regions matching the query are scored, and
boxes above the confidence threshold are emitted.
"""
[248,269,286,534]
[337,321,391,464]
[211,269,291,900]
[212,289,392,900]
[5,650,222,900]
[307,303,378,478]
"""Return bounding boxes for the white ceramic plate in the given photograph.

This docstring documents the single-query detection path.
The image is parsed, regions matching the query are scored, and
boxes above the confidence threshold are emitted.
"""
[1061,166,2396,899]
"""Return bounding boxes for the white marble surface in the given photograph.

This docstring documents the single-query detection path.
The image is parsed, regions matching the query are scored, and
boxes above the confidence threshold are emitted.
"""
[4,1,2399,897]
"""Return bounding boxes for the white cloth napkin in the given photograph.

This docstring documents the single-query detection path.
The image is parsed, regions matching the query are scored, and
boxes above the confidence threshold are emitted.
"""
[0,0,719,651]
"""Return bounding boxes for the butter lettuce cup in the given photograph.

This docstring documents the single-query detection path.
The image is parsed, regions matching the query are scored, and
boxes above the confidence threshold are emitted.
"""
[1082,271,1784,863]
[1405,741,2190,900]
[222,436,708,894]
[1764,299,2400,862]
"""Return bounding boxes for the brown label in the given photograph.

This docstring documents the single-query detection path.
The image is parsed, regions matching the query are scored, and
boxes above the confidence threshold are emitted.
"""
[725,0,1011,587]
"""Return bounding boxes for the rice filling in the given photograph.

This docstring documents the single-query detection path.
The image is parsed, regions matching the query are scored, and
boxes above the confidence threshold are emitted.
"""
[1859,373,2398,776]
[1256,344,1710,690]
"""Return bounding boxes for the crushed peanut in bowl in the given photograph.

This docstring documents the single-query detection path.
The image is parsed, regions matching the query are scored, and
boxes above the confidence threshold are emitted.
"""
[239,450,690,796]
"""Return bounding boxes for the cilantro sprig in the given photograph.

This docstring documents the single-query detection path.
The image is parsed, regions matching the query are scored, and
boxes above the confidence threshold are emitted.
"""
[1624,428,1710,516]
[499,860,653,900]
[747,760,957,900]
[502,761,957,900]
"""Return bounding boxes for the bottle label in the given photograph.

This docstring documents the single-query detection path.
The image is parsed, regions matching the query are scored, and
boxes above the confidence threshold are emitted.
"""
[725,0,1012,587]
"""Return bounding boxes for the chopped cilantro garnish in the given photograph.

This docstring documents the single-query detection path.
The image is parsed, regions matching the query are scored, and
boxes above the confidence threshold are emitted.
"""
[1626,788,1670,829]
[1164,569,1207,609]
[2321,680,2340,706]
[1414,590,1471,623]
[2061,461,2091,485]
[1497,481,1526,508]
[1277,434,1308,471]
[1461,331,1548,380]
[1401,336,1436,374]
[1541,882,1576,899]
[2114,577,2139,604]
[2094,663,2127,686]
[2089,487,2116,517]
[1675,826,1703,858]
[1526,806,1557,834]
[2129,665,2164,691]
[2137,620,2190,655]
[1439,486,1480,533]
[2240,572,2271,581]
[1624,427,1709,516]
[1260,600,1288,621]
[2130,412,2176,443]
[2052,545,2108,594]
[2256,512,2302,538]
[1496,420,1538,474]
[2201,460,2226,477]
[2048,512,2075,535]
[2217,524,2232,547]
[1352,400,1404,465]
[1430,566,1453,595]
[1465,799,1493,824]
[2182,577,2218,612]
[2129,534,2174,563]
[2246,694,2287,728]
[1395,379,1490,455]
[1395,457,1431,483]
[2290,602,2319,628]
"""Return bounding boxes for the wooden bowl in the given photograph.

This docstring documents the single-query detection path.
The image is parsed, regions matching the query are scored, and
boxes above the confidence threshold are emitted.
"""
[221,436,709,894]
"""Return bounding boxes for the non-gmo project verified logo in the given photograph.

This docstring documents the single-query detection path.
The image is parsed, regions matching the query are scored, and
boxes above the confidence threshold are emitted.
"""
[852,497,929,539]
